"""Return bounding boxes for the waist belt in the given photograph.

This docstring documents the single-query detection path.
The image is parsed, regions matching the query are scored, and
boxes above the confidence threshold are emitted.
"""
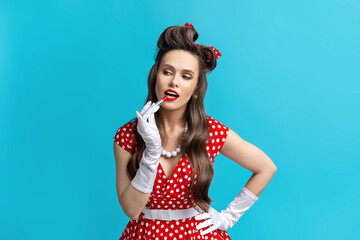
[141,206,201,221]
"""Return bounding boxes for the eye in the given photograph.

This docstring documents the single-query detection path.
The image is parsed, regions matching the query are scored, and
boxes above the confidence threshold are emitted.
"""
[162,70,192,80]
[162,70,172,75]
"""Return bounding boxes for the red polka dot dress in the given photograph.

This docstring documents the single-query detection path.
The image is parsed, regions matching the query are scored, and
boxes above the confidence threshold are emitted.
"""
[113,116,231,240]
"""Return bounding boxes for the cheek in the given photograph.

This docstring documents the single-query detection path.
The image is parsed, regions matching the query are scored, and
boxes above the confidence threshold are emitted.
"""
[185,83,197,96]
[155,77,162,90]
[156,75,165,87]
[155,79,166,97]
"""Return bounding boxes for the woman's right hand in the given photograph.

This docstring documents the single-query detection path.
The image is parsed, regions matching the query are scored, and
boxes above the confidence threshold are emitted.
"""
[131,101,162,194]
[135,101,162,153]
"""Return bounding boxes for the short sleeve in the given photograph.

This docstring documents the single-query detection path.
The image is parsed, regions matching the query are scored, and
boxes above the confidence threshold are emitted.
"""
[113,120,137,155]
[206,116,229,163]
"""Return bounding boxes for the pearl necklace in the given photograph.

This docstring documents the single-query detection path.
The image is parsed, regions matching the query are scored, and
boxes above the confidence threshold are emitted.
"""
[161,122,188,158]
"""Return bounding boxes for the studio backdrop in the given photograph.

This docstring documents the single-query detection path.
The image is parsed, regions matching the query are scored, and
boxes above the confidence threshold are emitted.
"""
[0,0,359,239]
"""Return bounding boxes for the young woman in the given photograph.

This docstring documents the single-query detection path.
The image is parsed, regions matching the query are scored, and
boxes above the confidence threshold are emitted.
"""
[113,23,277,240]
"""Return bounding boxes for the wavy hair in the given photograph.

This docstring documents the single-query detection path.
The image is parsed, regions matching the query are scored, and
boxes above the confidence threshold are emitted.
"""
[127,24,218,213]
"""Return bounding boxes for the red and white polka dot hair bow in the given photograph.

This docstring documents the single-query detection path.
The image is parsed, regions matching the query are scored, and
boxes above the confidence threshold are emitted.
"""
[185,22,222,60]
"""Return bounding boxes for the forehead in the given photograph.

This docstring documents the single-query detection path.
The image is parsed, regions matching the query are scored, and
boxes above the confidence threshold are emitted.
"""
[160,50,199,74]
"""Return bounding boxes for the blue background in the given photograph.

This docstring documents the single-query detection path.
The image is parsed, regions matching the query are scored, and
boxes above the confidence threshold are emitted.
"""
[1,0,359,239]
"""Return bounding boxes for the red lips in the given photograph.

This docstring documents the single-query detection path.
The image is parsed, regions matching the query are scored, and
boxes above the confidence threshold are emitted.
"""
[164,89,179,101]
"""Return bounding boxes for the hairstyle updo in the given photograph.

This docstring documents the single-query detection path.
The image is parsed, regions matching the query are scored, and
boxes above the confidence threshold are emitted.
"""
[127,24,220,213]
[156,25,217,72]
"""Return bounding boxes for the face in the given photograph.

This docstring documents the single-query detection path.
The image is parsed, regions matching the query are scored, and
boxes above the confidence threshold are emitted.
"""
[155,49,199,111]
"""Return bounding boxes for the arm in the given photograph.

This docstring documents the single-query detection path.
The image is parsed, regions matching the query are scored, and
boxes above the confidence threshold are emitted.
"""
[220,128,277,196]
[114,142,151,220]
[196,128,277,235]
[114,101,162,220]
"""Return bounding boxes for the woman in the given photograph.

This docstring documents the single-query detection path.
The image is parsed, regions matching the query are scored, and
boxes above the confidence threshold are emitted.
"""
[113,23,277,240]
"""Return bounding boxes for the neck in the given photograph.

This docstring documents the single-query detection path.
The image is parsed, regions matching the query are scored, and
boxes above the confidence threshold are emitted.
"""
[157,107,187,134]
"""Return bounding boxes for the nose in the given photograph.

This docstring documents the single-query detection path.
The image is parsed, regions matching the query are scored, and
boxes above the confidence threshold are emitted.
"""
[169,74,179,88]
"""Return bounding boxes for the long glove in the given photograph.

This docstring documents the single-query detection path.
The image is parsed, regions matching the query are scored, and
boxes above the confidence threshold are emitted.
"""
[130,101,162,194]
[195,187,259,235]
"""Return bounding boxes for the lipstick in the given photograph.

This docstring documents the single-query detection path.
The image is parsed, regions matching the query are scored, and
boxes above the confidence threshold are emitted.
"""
[140,94,168,117]
[154,95,169,107]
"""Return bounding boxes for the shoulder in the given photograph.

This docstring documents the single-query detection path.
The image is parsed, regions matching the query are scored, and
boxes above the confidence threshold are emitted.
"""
[118,118,137,133]
[205,115,230,162]
[206,115,229,133]
[113,118,138,154]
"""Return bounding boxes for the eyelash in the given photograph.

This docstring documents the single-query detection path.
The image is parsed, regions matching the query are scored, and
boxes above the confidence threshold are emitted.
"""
[162,70,192,80]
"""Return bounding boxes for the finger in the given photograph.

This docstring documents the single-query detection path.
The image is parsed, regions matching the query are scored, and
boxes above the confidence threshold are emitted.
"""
[200,224,218,236]
[136,111,143,121]
[142,103,156,120]
[196,219,212,230]
[140,101,152,115]
[148,101,160,111]
[148,112,156,126]
[151,103,160,113]
[195,213,209,221]
[147,103,160,123]
[136,111,146,129]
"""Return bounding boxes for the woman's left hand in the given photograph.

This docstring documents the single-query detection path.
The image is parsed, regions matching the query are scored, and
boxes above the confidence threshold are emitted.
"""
[195,206,230,235]
[195,187,259,235]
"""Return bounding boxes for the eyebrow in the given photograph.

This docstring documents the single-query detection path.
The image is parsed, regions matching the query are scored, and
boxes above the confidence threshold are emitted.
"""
[162,64,195,75]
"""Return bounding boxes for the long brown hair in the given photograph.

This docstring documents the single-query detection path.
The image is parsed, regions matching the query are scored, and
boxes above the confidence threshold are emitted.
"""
[127,24,218,213]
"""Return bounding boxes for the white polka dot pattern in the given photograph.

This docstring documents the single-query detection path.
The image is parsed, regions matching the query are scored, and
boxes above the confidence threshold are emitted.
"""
[205,116,229,164]
[113,116,231,239]
[113,119,137,155]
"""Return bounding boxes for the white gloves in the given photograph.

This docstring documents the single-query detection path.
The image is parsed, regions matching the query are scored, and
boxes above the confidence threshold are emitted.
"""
[195,187,259,235]
[130,101,162,194]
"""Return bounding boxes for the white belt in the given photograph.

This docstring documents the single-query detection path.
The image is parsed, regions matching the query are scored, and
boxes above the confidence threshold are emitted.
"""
[141,206,201,221]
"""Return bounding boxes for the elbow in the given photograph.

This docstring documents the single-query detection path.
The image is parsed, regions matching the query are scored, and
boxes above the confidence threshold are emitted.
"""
[130,207,144,220]
[121,209,140,221]
[267,159,277,173]
[130,214,140,221]
[121,202,141,221]
[118,194,143,221]
[128,211,141,221]
[271,165,277,173]
[123,209,140,221]
[263,164,277,174]
[269,164,277,174]
[260,157,277,174]
[118,196,137,221]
